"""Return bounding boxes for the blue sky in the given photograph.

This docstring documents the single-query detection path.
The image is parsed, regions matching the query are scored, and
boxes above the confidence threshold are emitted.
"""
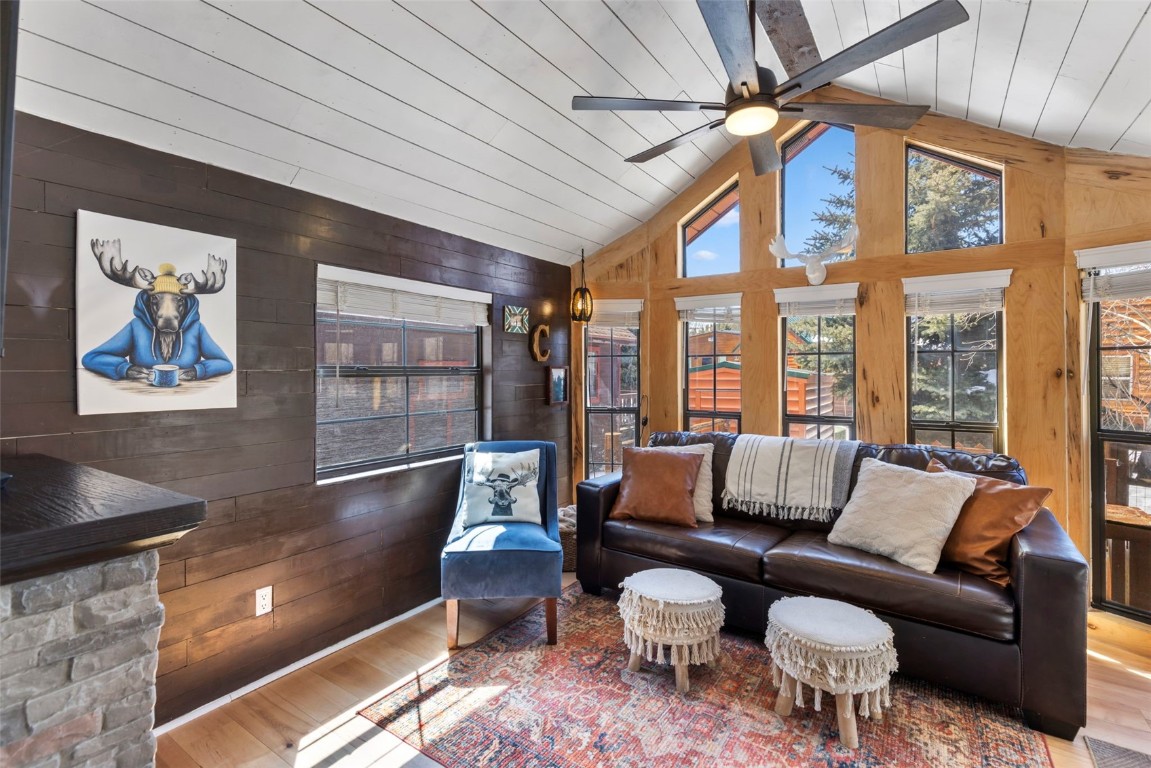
[683,125,855,276]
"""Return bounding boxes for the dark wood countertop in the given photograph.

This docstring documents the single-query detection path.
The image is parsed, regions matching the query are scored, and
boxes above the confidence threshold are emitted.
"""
[1,454,206,584]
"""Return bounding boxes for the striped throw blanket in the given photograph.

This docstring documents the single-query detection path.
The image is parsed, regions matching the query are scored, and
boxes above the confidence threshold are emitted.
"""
[722,435,860,522]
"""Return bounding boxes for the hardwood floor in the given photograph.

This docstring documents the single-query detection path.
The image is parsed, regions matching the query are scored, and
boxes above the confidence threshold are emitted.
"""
[156,580,1151,767]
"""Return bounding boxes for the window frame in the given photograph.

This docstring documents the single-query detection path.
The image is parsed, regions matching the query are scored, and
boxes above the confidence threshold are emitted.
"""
[780,122,855,268]
[315,311,484,481]
[904,144,1004,255]
[682,320,741,434]
[680,181,740,279]
[905,311,1003,453]
[781,314,857,440]
[1090,301,1151,624]
[584,324,641,478]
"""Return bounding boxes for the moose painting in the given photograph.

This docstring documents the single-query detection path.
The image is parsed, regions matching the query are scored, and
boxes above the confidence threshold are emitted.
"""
[76,211,237,415]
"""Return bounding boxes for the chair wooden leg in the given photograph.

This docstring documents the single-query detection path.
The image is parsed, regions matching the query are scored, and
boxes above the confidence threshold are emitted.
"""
[835,692,859,749]
[545,597,558,645]
[775,673,796,717]
[446,599,460,650]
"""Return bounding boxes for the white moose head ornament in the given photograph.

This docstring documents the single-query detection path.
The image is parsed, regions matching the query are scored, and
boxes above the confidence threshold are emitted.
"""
[769,224,859,286]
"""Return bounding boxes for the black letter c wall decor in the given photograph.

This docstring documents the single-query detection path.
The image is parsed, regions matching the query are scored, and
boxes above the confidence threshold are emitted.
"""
[530,323,551,362]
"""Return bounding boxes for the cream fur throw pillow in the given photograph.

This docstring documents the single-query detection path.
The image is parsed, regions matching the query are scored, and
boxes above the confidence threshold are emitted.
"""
[648,443,715,522]
[828,458,976,573]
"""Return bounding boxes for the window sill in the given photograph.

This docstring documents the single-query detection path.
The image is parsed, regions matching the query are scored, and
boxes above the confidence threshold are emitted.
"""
[315,453,463,486]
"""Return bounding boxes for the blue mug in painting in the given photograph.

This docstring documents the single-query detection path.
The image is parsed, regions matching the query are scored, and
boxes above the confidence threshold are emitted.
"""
[152,364,180,388]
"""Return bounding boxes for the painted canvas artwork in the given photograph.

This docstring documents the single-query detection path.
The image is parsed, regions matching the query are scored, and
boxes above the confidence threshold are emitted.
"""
[76,210,237,415]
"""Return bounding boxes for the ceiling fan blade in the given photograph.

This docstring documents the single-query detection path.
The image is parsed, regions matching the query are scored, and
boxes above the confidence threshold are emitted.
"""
[626,120,726,164]
[755,0,821,78]
[572,96,725,112]
[697,0,760,95]
[774,0,969,103]
[781,102,930,129]
[748,131,782,175]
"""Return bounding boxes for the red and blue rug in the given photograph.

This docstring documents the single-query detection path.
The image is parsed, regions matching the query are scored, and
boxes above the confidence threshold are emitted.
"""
[360,586,1052,767]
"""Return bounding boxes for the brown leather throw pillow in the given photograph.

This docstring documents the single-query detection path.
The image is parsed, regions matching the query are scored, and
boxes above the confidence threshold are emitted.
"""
[609,446,703,528]
[926,458,1052,586]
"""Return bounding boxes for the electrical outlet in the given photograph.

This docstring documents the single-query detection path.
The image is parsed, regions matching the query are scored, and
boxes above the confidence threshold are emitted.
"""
[255,586,272,617]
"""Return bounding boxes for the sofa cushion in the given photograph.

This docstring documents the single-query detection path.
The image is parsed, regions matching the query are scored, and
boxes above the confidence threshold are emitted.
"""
[603,517,791,582]
[762,531,1016,641]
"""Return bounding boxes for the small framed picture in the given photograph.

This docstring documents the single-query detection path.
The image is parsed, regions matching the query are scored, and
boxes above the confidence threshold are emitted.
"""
[548,366,569,405]
[503,305,529,334]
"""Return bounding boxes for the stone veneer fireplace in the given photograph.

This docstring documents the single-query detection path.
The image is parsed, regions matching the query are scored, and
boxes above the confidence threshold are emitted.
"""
[0,456,204,767]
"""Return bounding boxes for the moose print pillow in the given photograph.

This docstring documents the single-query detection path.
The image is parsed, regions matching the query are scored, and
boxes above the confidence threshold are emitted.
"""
[462,449,543,528]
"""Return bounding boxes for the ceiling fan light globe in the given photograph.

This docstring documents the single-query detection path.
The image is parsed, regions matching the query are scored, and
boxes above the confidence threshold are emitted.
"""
[724,102,779,136]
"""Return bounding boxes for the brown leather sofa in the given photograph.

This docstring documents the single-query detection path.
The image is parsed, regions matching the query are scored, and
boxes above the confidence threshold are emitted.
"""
[576,431,1088,740]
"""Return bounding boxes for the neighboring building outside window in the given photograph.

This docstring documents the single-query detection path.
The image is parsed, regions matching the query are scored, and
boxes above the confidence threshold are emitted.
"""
[783,315,856,439]
[315,267,488,478]
[677,294,741,433]
[584,323,640,478]
[780,122,855,267]
[906,146,1002,254]
[682,182,739,278]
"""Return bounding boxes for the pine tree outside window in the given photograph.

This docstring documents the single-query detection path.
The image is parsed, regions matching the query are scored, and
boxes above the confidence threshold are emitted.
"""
[780,123,855,267]
[906,147,1002,254]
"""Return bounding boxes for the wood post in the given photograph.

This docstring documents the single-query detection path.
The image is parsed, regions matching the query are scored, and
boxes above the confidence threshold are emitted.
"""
[445,599,459,650]
[675,663,690,693]
[627,651,642,673]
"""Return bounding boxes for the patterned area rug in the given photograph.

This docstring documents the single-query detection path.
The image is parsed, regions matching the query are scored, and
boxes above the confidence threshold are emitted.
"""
[1086,736,1151,768]
[361,586,1053,767]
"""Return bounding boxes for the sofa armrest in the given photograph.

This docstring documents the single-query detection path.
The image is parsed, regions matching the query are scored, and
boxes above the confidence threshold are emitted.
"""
[1010,508,1088,738]
[576,472,621,595]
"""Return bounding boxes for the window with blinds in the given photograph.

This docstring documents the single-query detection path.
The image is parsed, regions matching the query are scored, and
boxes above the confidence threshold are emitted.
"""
[903,271,1009,454]
[776,284,858,439]
[1079,239,1151,619]
[585,298,642,478]
[677,294,741,434]
[315,266,490,478]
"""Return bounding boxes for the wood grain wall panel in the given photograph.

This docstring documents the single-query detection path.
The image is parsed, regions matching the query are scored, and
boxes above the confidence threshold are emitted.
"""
[1,112,571,724]
[855,281,907,444]
[1005,266,1070,523]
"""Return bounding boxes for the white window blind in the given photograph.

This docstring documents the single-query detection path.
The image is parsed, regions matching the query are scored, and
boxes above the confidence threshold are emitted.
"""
[1075,240,1151,303]
[590,299,644,327]
[675,293,741,323]
[774,283,859,317]
[903,270,1011,315]
[316,266,491,326]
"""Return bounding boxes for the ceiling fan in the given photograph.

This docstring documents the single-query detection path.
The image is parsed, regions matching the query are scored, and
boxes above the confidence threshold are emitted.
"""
[572,0,969,175]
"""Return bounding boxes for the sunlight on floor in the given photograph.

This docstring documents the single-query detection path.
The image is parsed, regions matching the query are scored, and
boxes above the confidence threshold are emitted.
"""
[1086,648,1151,681]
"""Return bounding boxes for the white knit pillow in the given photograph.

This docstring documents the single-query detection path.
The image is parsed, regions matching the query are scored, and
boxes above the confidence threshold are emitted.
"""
[828,458,976,573]
[648,443,715,522]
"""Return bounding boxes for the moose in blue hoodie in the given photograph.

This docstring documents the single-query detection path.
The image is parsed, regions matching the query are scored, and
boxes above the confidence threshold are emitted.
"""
[81,238,233,382]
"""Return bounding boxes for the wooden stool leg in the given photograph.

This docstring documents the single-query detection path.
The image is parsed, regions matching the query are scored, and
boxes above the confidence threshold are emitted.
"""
[446,599,460,650]
[627,651,642,673]
[675,663,690,693]
[545,597,558,645]
[835,692,859,749]
[775,673,796,717]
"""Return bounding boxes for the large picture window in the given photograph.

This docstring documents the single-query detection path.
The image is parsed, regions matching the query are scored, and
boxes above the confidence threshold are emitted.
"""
[780,123,855,268]
[906,146,1002,254]
[315,268,488,478]
[585,322,640,478]
[682,182,739,278]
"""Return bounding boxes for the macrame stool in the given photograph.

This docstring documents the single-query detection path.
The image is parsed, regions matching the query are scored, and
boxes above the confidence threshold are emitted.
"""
[765,596,898,749]
[618,569,725,693]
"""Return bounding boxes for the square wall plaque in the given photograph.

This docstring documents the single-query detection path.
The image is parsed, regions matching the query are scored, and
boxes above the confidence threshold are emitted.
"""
[504,305,529,334]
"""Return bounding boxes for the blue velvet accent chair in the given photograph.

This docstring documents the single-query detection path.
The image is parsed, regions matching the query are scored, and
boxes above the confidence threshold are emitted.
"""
[440,440,562,649]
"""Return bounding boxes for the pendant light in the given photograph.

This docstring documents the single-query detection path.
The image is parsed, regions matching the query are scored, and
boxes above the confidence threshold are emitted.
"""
[570,248,593,323]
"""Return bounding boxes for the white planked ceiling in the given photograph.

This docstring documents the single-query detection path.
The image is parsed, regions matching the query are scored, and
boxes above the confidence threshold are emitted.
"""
[14,0,1151,266]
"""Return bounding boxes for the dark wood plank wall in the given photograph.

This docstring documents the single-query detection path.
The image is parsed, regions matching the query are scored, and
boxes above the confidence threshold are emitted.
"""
[1,113,572,723]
